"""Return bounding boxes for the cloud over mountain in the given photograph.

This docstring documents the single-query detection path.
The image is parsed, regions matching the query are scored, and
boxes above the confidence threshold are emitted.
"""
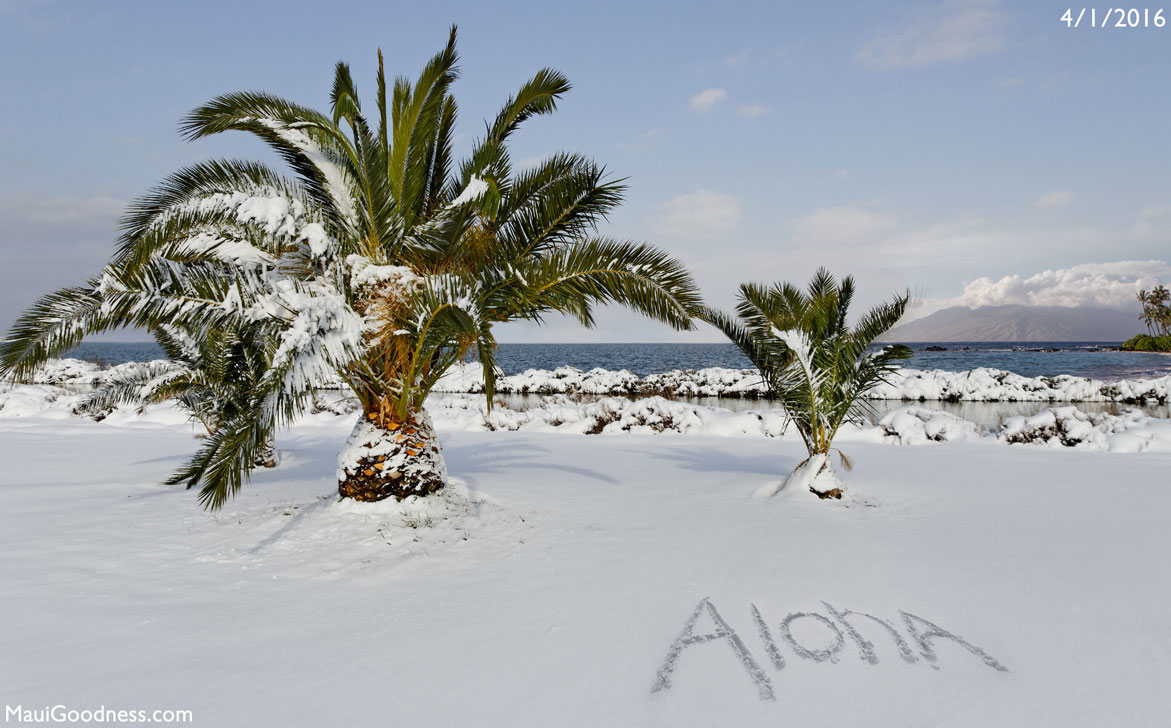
[909,261,1170,321]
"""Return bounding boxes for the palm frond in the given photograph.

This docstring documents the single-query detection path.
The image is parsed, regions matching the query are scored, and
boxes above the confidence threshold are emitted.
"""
[515,238,701,331]
[710,271,913,462]
[0,280,104,381]
[75,361,193,417]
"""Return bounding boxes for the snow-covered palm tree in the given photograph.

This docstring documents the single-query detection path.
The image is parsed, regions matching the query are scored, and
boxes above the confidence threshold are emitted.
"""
[0,28,702,508]
[703,270,910,498]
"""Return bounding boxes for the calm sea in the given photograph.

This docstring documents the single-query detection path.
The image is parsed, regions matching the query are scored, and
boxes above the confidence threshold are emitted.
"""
[64,341,1171,380]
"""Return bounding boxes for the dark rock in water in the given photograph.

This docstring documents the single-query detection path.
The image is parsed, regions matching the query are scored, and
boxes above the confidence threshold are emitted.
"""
[924,345,948,352]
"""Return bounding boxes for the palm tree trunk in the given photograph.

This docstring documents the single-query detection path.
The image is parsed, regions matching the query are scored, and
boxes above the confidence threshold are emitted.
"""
[253,435,276,468]
[337,407,448,502]
[785,452,844,499]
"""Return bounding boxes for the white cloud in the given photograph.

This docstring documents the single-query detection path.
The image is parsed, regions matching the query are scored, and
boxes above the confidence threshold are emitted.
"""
[737,104,768,118]
[791,205,896,246]
[856,0,1007,69]
[649,189,741,240]
[723,49,752,67]
[689,88,728,113]
[1034,190,1074,208]
[921,261,1169,313]
[638,128,662,140]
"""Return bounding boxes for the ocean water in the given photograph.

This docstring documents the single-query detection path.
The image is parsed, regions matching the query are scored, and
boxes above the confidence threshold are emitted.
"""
[65,341,1171,381]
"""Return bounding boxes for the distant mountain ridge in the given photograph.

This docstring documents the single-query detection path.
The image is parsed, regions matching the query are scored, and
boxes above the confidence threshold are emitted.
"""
[880,304,1141,342]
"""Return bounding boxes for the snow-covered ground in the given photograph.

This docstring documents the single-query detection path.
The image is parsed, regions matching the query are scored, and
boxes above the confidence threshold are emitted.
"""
[3,369,1171,726]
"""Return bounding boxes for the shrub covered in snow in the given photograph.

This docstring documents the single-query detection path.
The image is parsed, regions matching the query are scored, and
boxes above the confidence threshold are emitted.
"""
[877,407,982,445]
[997,406,1171,451]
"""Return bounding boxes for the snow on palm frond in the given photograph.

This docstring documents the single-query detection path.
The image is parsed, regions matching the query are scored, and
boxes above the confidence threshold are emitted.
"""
[155,324,201,363]
[157,188,305,237]
[254,118,361,229]
[449,175,490,207]
[770,326,823,393]
[262,279,365,420]
[75,360,193,419]
[171,233,278,268]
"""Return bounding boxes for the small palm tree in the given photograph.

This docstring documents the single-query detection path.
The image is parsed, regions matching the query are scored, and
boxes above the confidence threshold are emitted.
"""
[1151,285,1170,336]
[703,269,911,499]
[1,28,702,509]
[1138,290,1153,334]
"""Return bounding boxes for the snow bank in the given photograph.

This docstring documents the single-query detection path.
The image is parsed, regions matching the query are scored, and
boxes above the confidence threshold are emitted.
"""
[23,358,1171,405]
[870,404,1171,452]
[426,393,790,438]
[875,407,983,445]
[435,362,1171,404]
[25,358,157,387]
[868,367,1171,404]
[996,406,1171,452]
[6,379,1171,453]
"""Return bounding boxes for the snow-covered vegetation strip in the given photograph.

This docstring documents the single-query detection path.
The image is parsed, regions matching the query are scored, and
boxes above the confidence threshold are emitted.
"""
[440,362,1171,404]
[4,377,1170,453]
[17,358,1171,404]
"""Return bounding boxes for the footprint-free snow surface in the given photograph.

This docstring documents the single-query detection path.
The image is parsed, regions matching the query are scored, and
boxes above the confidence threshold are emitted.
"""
[1,405,1169,726]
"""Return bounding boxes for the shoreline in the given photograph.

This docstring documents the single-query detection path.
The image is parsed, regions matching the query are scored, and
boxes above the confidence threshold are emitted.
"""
[15,357,1171,405]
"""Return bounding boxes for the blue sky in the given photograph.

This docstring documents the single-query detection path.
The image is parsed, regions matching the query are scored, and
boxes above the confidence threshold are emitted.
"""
[1,0,1168,341]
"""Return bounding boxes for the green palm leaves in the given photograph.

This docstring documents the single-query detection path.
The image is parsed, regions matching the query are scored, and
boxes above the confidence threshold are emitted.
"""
[704,269,911,494]
[0,27,702,509]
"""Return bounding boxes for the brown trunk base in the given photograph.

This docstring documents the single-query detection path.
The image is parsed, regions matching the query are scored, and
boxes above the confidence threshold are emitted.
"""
[254,439,276,469]
[337,410,448,503]
[337,460,446,501]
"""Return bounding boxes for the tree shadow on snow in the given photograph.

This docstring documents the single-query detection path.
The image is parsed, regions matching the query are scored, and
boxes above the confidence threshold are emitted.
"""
[445,439,621,488]
[628,443,800,479]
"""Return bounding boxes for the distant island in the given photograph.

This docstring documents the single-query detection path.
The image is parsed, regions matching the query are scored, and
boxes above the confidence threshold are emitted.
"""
[879,304,1140,342]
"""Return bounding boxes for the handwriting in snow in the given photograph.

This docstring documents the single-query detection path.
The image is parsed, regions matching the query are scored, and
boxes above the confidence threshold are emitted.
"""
[652,598,1008,701]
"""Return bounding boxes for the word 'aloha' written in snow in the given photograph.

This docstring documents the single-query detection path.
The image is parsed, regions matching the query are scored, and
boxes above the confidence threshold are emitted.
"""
[652,598,1008,701]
